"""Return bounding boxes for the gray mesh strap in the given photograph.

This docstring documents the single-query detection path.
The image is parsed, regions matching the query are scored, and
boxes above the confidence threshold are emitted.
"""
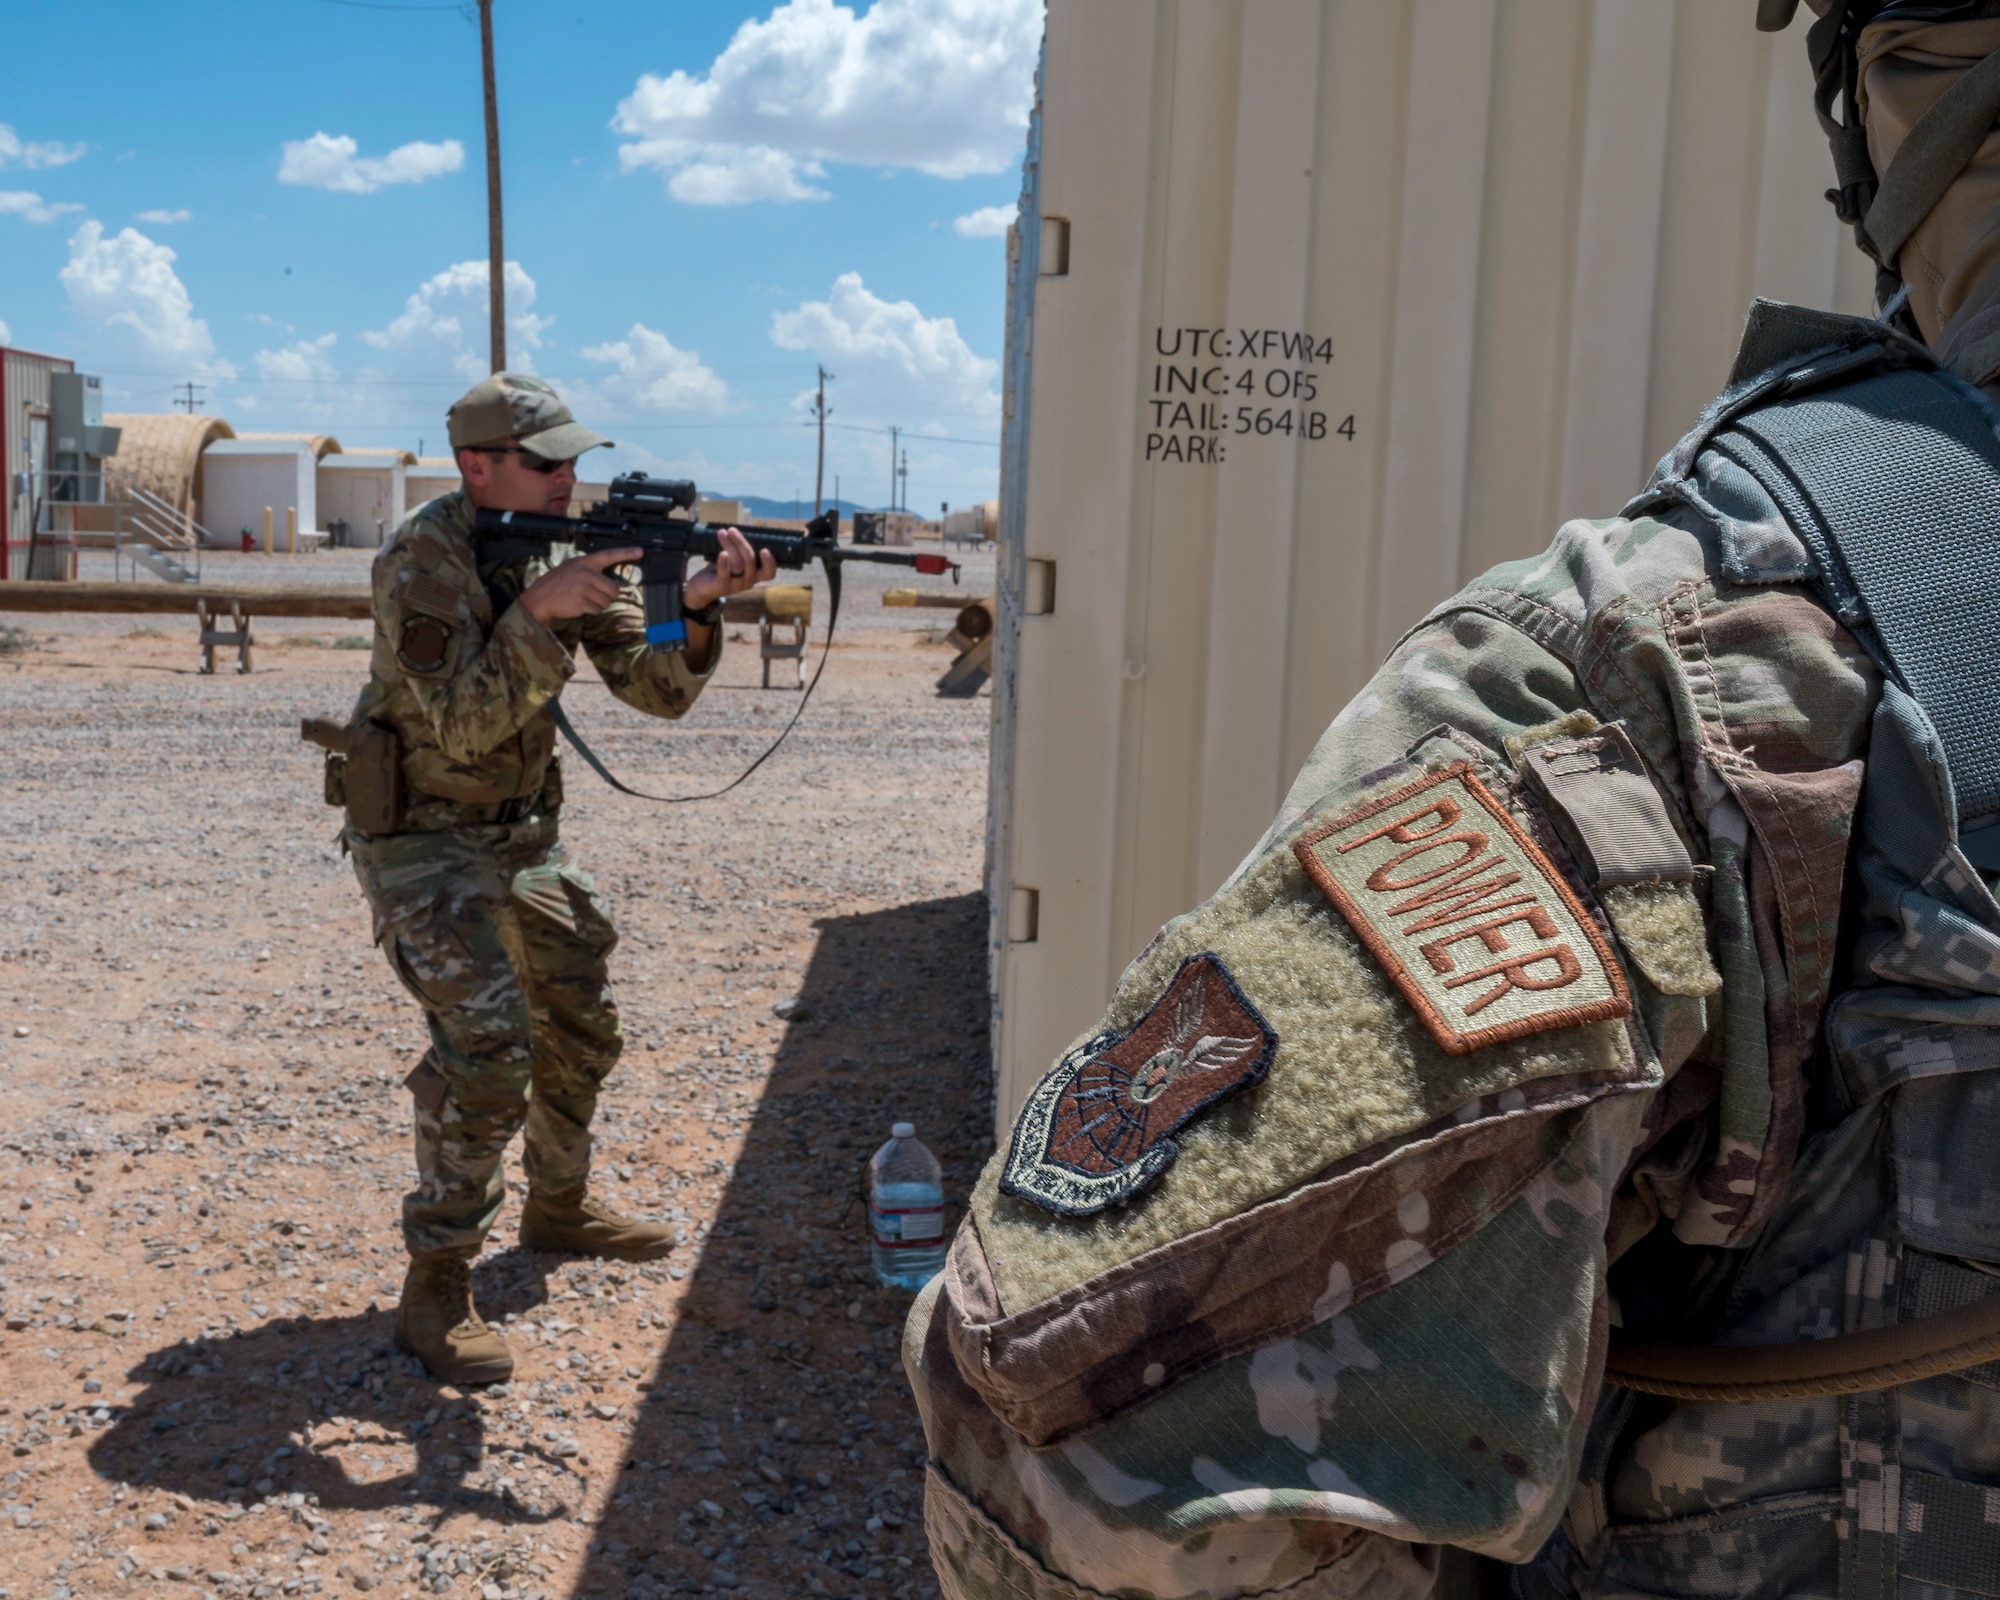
[1863,47,2000,269]
[1711,367,2000,825]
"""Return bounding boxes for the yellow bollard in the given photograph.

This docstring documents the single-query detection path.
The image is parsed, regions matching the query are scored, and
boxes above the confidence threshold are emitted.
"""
[263,506,273,556]
[287,506,297,555]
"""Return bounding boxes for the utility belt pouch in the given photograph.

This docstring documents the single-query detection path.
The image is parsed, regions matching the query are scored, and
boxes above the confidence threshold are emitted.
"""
[540,751,564,815]
[344,721,404,835]
[303,716,403,833]
[301,717,350,810]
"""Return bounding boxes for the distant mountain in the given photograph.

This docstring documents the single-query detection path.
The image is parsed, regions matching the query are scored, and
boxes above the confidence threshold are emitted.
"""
[715,494,897,520]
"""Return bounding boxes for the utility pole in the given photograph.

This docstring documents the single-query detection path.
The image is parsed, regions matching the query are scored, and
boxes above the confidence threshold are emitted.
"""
[810,365,833,516]
[887,425,899,511]
[898,446,909,513]
[479,0,506,373]
[172,381,205,414]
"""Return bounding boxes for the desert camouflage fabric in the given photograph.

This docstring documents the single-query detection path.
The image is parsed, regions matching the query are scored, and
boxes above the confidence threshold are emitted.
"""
[352,818,620,1255]
[348,488,718,830]
[344,489,714,1254]
[913,306,2000,1598]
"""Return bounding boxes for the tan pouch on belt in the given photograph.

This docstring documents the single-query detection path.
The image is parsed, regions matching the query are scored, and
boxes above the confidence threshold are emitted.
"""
[301,717,403,834]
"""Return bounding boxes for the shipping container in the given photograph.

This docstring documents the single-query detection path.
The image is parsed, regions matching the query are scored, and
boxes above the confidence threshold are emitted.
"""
[986,0,1876,1130]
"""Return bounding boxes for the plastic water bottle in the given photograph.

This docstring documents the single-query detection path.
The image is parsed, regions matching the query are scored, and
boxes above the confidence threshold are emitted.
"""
[869,1122,947,1290]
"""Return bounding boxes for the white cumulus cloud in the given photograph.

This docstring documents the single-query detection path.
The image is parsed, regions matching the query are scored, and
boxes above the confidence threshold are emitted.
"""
[581,325,735,412]
[0,319,11,345]
[365,260,551,379]
[614,0,1041,205]
[953,202,1014,238]
[278,133,465,194]
[772,271,997,416]
[0,125,84,169]
[60,221,219,362]
[136,208,192,225]
[654,144,829,206]
[255,333,339,383]
[0,191,83,225]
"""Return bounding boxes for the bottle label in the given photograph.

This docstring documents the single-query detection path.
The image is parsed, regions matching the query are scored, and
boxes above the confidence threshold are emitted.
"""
[871,1205,946,1244]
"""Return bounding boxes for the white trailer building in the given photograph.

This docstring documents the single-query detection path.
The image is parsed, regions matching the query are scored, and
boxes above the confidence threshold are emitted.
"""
[199,438,316,551]
[317,451,408,548]
[403,457,462,515]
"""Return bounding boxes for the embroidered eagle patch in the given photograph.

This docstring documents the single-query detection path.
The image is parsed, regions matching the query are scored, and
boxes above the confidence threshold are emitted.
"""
[1000,953,1277,1217]
[1293,760,1630,1055]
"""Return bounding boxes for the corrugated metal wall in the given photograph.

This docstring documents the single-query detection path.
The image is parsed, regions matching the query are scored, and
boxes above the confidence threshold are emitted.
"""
[2,348,75,582]
[988,0,1877,1129]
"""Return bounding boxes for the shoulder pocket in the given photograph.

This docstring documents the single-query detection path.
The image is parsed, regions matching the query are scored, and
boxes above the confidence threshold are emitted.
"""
[954,733,1663,1444]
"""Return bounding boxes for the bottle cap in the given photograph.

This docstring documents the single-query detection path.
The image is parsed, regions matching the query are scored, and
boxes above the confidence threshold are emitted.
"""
[891,1122,916,1139]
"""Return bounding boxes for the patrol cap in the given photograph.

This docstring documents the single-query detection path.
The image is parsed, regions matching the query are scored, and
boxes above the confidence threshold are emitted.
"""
[446,373,611,461]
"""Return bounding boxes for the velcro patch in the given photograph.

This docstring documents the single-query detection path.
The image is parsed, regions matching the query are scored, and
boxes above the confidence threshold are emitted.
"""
[397,617,453,676]
[401,571,465,622]
[1293,761,1629,1055]
[999,952,1277,1217]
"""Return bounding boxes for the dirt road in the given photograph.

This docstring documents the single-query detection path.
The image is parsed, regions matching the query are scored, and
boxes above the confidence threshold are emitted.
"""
[0,553,993,1600]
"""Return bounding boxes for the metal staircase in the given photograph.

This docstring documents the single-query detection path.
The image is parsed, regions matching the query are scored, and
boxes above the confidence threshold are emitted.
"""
[103,481,210,583]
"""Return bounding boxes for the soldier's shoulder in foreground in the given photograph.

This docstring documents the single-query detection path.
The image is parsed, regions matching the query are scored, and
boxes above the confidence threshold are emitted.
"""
[903,433,1890,1595]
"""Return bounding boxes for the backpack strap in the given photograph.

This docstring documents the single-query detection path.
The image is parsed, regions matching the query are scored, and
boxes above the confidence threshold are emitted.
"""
[1708,361,2000,828]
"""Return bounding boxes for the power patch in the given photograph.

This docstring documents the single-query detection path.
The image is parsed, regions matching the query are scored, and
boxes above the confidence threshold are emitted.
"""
[1294,761,1629,1055]
[1000,952,1277,1217]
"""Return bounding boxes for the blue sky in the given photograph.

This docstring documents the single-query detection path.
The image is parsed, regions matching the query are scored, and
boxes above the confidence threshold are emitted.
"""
[0,0,1039,510]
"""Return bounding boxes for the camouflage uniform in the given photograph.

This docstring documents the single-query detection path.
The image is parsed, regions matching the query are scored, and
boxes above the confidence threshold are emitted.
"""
[348,487,717,1256]
[910,304,2000,1598]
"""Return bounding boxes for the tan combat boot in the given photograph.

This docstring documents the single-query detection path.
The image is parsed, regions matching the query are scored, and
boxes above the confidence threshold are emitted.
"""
[393,1251,514,1385]
[520,1188,676,1261]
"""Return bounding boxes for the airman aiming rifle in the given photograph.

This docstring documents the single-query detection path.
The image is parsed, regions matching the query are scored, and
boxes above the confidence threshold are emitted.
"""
[472,473,958,653]
[470,474,963,802]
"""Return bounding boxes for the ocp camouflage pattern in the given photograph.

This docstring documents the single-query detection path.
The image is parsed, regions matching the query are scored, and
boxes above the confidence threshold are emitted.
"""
[348,488,718,827]
[352,818,622,1255]
[908,309,2000,1597]
[344,488,714,1256]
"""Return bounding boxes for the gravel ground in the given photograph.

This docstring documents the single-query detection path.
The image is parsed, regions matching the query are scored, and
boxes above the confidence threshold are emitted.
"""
[0,552,995,1600]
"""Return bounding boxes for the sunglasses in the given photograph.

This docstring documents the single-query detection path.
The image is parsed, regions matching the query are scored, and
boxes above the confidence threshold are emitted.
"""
[480,447,571,476]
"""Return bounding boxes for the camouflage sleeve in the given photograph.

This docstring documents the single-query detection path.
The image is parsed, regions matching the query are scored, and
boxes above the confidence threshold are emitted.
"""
[910,561,1726,1597]
[578,585,720,719]
[376,538,576,763]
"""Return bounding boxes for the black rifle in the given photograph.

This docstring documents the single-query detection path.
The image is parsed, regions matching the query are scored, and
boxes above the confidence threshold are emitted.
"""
[472,473,956,653]
[469,474,962,802]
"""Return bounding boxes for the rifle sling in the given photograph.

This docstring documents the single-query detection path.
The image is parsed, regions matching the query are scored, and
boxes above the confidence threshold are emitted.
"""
[1606,1286,2000,1400]
[480,562,844,806]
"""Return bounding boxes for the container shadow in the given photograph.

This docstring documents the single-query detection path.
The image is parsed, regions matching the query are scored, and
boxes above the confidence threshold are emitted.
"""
[572,891,992,1600]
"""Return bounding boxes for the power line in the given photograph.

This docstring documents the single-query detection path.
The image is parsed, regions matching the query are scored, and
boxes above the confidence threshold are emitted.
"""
[310,0,473,13]
[827,421,998,448]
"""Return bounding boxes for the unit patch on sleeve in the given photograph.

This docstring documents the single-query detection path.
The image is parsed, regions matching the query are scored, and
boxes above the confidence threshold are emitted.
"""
[1293,761,1630,1056]
[397,617,453,676]
[999,952,1277,1217]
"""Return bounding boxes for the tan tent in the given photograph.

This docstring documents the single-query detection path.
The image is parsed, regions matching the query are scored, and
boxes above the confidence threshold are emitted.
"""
[235,431,343,460]
[103,413,236,524]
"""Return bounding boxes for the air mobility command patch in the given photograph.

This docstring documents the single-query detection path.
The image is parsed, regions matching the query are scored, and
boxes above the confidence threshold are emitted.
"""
[397,617,453,676]
[1000,953,1277,1217]
[1293,761,1630,1055]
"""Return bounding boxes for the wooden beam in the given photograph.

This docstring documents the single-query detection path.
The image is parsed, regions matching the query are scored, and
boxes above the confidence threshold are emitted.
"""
[0,583,373,619]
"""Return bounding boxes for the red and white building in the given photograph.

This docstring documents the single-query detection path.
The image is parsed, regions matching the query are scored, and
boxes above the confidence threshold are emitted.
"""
[0,344,77,581]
